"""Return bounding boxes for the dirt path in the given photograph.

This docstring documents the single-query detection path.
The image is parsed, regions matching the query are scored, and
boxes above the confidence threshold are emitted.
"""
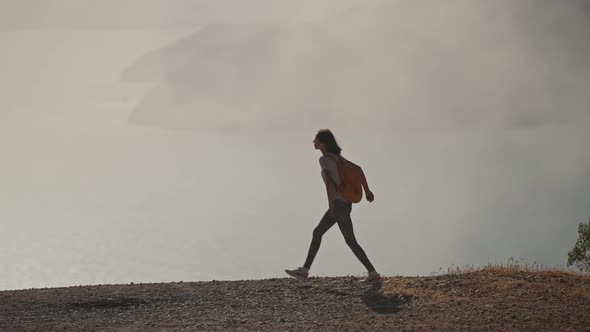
[1,269,589,331]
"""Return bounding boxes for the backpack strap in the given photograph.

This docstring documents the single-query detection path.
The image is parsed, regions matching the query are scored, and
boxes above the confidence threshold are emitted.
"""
[327,153,351,168]
[326,152,343,163]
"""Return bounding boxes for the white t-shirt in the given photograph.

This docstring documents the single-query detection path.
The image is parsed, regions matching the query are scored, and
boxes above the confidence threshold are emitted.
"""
[319,154,347,203]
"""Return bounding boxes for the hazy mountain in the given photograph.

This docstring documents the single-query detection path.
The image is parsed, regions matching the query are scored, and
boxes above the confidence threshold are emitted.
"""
[119,0,590,133]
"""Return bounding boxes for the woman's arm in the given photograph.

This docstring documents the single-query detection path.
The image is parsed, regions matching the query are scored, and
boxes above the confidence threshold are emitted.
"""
[322,170,337,215]
[359,167,375,202]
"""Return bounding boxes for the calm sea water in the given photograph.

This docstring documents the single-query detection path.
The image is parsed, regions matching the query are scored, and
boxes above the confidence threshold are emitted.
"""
[1,28,588,291]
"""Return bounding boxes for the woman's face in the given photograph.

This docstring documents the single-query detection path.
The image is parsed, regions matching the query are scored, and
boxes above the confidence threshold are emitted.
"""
[313,137,324,150]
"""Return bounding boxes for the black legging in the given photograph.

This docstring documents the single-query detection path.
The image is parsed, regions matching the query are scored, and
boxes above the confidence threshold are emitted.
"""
[303,199,376,272]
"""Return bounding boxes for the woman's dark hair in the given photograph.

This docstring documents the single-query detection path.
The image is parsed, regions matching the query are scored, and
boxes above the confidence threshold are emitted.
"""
[316,129,342,155]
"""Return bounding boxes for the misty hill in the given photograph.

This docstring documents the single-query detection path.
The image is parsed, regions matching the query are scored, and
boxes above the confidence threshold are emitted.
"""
[3,1,587,132]
[1,268,589,331]
[119,1,590,133]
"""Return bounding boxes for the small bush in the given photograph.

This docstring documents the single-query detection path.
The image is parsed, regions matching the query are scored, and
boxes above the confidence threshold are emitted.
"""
[567,219,590,272]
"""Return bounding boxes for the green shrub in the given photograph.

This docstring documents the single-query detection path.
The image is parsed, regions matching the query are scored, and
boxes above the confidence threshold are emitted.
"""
[567,219,590,272]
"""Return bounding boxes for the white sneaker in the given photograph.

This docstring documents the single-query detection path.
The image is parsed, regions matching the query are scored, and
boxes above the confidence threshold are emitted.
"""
[285,267,309,281]
[364,271,383,285]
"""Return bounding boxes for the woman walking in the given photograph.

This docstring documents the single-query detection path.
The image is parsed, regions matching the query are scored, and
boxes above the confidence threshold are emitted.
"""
[286,129,382,284]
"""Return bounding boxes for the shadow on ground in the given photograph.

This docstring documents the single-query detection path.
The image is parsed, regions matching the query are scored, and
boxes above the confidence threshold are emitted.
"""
[362,286,412,314]
[298,279,413,315]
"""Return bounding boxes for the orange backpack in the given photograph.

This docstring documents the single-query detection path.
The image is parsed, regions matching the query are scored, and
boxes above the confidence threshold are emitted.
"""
[326,153,364,203]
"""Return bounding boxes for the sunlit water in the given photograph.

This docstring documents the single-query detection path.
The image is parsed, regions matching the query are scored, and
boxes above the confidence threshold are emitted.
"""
[0,26,588,291]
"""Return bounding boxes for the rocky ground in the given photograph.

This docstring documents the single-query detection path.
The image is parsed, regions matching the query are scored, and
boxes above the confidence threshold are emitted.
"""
[1,268,589,331]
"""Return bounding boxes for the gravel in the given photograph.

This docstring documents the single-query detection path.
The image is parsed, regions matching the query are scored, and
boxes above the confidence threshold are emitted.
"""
[1,270,589,331]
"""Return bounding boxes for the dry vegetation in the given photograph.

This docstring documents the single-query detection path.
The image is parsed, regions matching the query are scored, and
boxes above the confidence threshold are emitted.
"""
[1,263,589,331]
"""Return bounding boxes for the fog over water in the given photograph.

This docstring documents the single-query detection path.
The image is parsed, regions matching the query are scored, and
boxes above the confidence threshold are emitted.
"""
[1,0,589,290]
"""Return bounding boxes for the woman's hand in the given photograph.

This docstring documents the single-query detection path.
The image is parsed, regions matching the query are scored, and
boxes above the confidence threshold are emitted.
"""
[366,190,375,202]
[360,168,374,203]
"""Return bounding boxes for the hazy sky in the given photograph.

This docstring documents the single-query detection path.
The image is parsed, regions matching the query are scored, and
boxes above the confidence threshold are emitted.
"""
[0,0,369,28]
[0,0,589,290]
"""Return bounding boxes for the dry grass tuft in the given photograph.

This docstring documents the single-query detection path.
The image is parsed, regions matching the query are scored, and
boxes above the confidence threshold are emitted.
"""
[438,258,588,277]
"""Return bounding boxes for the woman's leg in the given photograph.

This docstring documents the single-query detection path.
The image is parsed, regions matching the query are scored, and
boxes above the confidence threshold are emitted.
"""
[334,201,376,272]
[303,210,337,270]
